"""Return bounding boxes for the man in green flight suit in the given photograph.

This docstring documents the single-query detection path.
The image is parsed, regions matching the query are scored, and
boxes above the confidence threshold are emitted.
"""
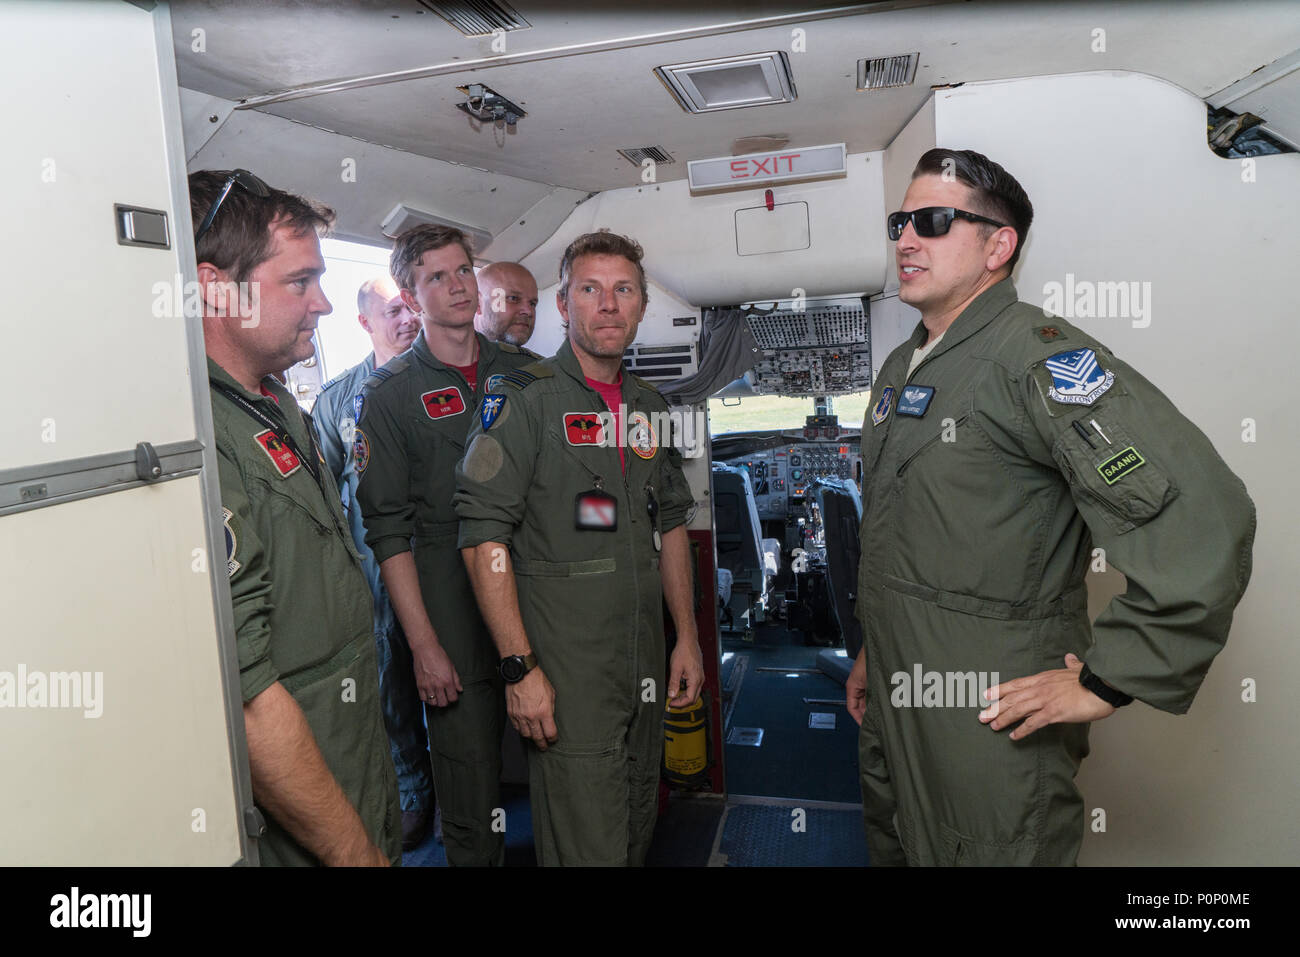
[354,225,538,866]
[313,276,435,850]
[845,149,1255,866]
[455,230,703,866]
[191,169,401,866]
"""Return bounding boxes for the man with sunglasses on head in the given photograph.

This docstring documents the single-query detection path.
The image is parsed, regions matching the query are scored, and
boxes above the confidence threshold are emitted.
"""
[846,148,1254,866]
[192,169,401,866]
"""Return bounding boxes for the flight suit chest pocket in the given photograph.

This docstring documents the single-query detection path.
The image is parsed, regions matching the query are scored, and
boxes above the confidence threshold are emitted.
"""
[1051,409,1178,534]
[893,412,971,476]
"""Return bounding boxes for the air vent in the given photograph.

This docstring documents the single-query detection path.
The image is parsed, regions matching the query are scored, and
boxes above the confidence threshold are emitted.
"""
[857,53,919,91]
[617,146,675,167]
[623,342,697,383]
[417,0,530,37]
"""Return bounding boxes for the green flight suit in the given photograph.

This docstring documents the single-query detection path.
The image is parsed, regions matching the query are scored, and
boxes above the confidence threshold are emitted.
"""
[854,279,1255,866]
[453,339,695,866]
[354,331,536,866]
[208,358,401,866]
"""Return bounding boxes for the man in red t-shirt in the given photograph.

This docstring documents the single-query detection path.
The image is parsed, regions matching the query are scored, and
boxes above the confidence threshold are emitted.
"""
[354,225,535,865]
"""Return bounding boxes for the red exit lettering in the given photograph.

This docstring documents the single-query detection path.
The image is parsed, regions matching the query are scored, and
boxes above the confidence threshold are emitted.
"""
[728,152,805,180]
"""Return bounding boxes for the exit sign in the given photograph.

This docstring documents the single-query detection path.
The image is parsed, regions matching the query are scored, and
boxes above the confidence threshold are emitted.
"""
[687,143,847,193]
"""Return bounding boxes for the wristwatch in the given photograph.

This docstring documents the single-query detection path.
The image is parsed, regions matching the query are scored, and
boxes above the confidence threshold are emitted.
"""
[499,652,538,684]
[1078,663,1133,708]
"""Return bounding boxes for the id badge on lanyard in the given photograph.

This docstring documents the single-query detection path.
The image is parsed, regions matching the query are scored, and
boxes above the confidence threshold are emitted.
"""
[576,477,618,531]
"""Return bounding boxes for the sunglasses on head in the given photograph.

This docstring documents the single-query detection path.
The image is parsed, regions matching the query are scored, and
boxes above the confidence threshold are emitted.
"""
[887,206,1008,241]
[194,168,271,244]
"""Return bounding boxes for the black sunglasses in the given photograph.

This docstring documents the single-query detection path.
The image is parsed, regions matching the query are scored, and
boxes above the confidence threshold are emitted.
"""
[887,206,1008,241]
[194,168,270,244]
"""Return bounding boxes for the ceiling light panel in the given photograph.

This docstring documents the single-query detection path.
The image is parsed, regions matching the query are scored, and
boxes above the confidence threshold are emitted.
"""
[656,52,797,114]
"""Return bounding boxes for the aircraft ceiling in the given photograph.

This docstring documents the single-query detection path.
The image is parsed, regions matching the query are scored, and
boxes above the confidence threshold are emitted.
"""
[172,0,1300,196]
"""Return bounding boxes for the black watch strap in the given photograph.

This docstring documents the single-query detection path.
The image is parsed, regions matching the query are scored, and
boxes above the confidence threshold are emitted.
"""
[1079,663,1134,707]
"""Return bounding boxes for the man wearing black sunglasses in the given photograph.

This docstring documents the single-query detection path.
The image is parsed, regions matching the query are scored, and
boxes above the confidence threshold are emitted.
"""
[192,169,401,866]
[845,149,1254,866]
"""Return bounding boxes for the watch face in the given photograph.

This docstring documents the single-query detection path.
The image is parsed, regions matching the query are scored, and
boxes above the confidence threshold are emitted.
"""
[501,656,524,683]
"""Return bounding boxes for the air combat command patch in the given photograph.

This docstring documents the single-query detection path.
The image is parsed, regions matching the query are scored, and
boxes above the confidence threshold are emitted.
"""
[1044,348,1115,405]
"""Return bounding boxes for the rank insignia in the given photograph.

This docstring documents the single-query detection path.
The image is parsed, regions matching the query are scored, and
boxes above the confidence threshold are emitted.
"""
[222,507,240,577]
[481,394,506,431]
[353,427,370,474]
[1035,325,1066,343]
[871,387,895,426]
[628,411,657,460]
[421,387,465,419]
[565,412,606,446]
[1044,348,1115,405]
[254,429,301,477]
[896,385,935,418]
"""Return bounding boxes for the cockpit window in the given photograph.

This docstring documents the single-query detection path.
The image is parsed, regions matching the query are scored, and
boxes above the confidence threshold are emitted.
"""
[708,392,873,436]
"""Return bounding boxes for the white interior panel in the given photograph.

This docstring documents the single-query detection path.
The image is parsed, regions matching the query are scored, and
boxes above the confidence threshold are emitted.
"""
[0,476,241,865]
[735,201,810,256]
[933,71,1300,865]
[519,151,887,309]
[0,0,197,470]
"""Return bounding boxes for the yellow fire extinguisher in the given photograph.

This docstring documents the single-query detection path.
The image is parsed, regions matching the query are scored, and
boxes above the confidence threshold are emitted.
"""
[663,694,710,787]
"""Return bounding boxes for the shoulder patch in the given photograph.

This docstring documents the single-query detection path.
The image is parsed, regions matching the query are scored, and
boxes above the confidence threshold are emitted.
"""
[1042,348,1115,406]
[480,393,506,430]
[353,427,371,474]
[222,507,240,577]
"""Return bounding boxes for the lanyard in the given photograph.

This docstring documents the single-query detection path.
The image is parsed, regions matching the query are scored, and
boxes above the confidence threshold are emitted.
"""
[211,380,324,489]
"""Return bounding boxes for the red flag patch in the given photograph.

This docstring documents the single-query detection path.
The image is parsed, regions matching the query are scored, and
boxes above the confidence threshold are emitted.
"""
[564,412,605,446]
[254,429,301,477]
[421,387,465,420]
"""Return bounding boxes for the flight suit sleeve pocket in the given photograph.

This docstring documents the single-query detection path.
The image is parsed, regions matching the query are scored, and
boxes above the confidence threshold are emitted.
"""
[1050,410,1178,534]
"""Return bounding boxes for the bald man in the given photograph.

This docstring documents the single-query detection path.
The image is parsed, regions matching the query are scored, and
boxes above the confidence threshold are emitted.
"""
[313,276,435,851]
[475,261,540,349]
